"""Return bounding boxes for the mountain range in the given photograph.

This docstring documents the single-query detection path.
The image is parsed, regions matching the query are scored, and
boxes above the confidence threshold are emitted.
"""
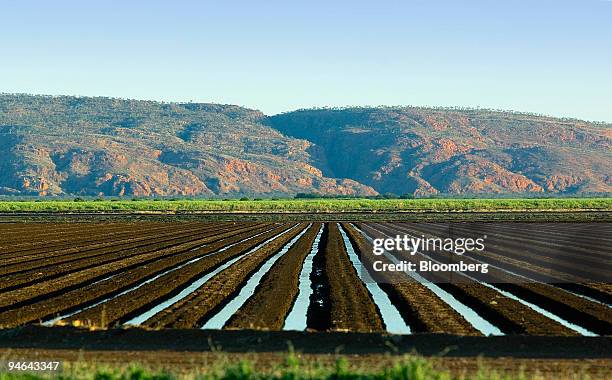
[1,94,610,198]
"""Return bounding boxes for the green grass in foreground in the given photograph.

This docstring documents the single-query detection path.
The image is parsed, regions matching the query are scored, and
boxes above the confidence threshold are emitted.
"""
[0,198,610,213]
[0,355,557,380]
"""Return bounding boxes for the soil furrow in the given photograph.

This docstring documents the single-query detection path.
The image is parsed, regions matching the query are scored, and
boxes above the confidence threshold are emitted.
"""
[0,224,276,327]
[389,223,611,302]
[224,223,321,330]
[0,223,195,254]
[318,223,385,332]
[343,223,481,335]
[0,229,223,292]
[62,224,294,327]
[395,223,610,280]
[144,224,308,329]
[465,222,612,248]
[368,223,578,336]
[0,224,228,273]
[434,223,612,273]
[0,226,263,312]
[0,222,222,260]
[378,223,612,335]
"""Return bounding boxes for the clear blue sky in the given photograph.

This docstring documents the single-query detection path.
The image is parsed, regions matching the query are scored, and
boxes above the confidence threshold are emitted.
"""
[2,0,611,121]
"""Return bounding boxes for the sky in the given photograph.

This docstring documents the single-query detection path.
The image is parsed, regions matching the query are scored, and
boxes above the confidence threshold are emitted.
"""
[1,0,611,121]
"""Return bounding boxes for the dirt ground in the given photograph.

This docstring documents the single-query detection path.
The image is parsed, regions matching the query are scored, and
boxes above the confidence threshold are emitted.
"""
[0,327,610,378]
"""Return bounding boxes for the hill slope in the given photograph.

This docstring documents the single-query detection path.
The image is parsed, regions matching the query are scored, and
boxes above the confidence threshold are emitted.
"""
[0,95,610,197]
[267,108,611,196]
[0,95,374,197]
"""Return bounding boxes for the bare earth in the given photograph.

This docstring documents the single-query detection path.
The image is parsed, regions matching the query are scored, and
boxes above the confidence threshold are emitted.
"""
[0,327,611,378]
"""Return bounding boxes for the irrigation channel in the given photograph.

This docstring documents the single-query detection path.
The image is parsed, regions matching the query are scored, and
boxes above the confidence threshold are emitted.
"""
[0,221,609,336]
[357,222,609,336]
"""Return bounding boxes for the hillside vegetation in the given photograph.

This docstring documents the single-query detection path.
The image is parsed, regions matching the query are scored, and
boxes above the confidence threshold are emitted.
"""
[268,107,611,197]
[0,95,373,197]
[1,94,610,197]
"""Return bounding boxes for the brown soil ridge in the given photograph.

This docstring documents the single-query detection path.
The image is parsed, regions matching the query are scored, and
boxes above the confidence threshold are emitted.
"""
[319,223,385,332]
[387,222,612,328]
[144,224,308,328]
[65,224,291,327]
[417,222,612,278]
[0,223,221,272]
[0,224,276,327]
[0,225,261,312]
[0,221,208,255]
[380,222,612,334]
[0,222,167,251]
[0,224,235,293]
[225,223,321,330]
[368,223,577,336]
[342,223,480,335]
[394,222,608,284]
[1,326,611,359]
